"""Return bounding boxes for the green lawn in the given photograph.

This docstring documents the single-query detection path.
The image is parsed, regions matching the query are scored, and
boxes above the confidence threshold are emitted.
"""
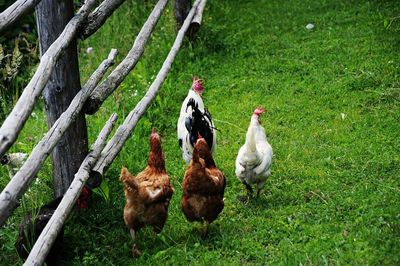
[1,0,399,265]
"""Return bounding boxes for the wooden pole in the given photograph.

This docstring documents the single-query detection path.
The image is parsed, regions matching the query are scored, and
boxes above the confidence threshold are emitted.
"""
[83,0,169,115]
[0,49,118,227]
[80,0,127,39]
[36,0,89,198]
[24,113,117,266]
[92,0,205,177]
[0,0,42,32]
[0,0,96,159]
[190,0,206,31]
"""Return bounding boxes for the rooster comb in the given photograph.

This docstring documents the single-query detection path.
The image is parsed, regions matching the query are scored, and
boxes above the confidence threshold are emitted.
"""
[191,76,204,92]
[254,107,265,116]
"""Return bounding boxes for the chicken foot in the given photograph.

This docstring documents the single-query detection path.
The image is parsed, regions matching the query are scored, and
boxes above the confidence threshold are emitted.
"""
[238,182,253,202]
[256,181,265,198]
[201,221,210,237]
[130,229,141,257]
[244,182,254,196]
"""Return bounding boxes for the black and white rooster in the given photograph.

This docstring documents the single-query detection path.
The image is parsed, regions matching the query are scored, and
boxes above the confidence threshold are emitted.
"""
[177,76,216,164]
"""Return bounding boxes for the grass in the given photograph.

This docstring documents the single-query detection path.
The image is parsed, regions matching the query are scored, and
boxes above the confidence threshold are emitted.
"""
[1,0,400,264]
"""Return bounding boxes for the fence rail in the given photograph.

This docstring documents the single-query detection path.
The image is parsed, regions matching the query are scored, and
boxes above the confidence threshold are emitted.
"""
[0,49,118,226]
[0,0,207,264]
[80,0,127,39]
[92,0,205,177]
[83,0,169,114]
[0,0,97,158]
[25,113,118,266]
[0,0,42,32]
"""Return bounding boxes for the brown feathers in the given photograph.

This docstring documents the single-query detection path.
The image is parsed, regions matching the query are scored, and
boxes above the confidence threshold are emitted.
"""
[181,137,225,225]
[120,129,174,256]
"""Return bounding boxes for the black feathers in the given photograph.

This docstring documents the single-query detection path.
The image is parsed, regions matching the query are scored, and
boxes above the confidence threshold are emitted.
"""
[178,138,183,148]
[0,154,9,165]
[185,98,215,150]
[15,197,64,265]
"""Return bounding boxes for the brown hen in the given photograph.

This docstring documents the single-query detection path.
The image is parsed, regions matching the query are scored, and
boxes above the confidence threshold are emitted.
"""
[120,128,174,257]
[181,136,226,234]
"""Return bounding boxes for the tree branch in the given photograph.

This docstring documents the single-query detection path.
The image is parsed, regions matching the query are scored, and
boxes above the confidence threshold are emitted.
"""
[83,0,169,115]
[190,0,206,30]
[79,0,126,39]
[0,0,42,33]
[0,0,97,159]
[91,0,205,177]
[0,49,118,227]
[25,113,117,266]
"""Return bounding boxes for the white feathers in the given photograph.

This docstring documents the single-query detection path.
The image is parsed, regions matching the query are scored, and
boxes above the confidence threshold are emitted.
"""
[146,187,163,199]
[235,112,273,195]
[177,81,216,164]
[177,89,204,164]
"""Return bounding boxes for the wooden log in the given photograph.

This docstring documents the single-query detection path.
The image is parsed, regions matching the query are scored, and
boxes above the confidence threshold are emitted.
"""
[83,0,169,115]
[79,0,126,39]
[174,0,191,29]
[190,0,206,31]
[24,113,117,266]
[0,0,96,159]
[0,49,118,227]
[36,0,88,198]
[0,0,42,33]
[186,0,206,38]
[91,0,205,177]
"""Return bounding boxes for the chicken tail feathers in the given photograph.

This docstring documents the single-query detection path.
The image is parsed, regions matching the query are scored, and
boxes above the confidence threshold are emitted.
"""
[120,167,130,181]
[120,167,138,190]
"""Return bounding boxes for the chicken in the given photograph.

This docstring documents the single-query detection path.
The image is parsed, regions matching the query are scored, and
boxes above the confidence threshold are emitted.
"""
[1,152,28,178]
[235,108,273,198]
[15,197,64,266]
[120,128,174,257]
[181,135,225,234]
[177,76,216,164]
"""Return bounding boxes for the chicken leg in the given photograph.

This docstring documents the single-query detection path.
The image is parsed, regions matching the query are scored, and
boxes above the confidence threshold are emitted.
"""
[130,229,141,257]
[244,182,254,196]
[201,221,210,237]
[256,181,265,198]
[237,181,253,202]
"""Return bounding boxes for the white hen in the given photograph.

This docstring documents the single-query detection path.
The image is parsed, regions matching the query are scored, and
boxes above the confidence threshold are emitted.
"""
[177,76,216,164]
[235,108,273,197]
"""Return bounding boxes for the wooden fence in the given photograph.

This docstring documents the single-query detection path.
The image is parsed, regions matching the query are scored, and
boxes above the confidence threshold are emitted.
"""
[0,0,207,264]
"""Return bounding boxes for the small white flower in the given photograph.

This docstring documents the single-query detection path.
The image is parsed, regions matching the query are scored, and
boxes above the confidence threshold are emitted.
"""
[340,113,346,120]
[86,47,94,54]
[306,23,314,30]
[133,90,138,97]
